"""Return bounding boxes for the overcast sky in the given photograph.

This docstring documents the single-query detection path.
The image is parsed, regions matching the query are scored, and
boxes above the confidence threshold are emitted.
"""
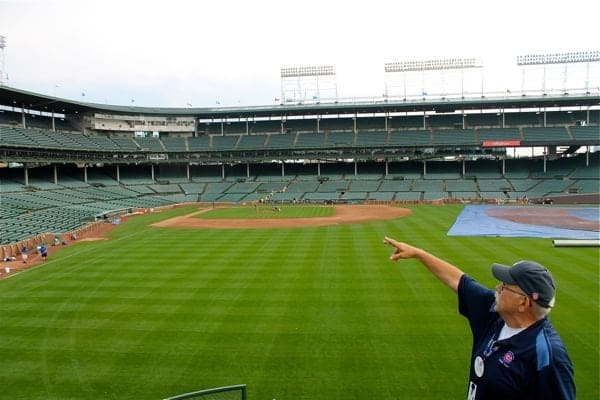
[1,0,599,107]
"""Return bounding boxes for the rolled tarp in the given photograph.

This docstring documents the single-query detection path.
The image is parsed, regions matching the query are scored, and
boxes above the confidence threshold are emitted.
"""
[552,239,600,247]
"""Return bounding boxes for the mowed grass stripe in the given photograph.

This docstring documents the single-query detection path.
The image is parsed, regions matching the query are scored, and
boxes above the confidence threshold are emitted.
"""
[0,204,597,399]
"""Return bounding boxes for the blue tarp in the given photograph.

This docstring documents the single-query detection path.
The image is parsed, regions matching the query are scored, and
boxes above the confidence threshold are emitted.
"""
[448,205,600,239]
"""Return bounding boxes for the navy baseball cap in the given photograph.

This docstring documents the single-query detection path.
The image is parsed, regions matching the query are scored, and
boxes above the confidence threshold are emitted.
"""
[492,260,556,308]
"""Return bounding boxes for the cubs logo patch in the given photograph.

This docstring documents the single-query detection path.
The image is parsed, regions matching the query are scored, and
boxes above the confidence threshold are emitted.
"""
[501,351,515,366]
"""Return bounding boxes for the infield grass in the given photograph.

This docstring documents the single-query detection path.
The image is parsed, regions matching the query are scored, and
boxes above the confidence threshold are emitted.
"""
[0,204,597,399]
[196,205,334,219]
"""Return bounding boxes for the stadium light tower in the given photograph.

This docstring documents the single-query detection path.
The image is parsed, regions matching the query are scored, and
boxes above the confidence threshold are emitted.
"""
[517,51,600,95]
[0,35,6,85]
[280,65,337,103]
[384,57,482,99]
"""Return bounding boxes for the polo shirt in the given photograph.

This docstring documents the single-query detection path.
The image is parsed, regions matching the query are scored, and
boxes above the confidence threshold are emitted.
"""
[457,274,575,400]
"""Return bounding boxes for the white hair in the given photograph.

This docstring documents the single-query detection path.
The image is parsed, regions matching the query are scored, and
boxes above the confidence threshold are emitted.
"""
[532,301,552,319]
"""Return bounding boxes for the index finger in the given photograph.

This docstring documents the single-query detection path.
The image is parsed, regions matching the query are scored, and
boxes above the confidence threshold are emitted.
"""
[383,236,400,246]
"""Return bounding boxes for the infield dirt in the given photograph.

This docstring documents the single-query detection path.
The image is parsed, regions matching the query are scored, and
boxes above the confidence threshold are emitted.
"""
[151,204,412,229]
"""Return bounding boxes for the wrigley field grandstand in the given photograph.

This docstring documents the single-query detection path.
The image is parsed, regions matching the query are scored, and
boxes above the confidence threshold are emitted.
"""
[1,55,599,247]
[0,51,599,399]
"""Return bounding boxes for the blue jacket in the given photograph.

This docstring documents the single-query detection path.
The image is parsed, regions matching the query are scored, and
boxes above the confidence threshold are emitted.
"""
[458,274,575,400]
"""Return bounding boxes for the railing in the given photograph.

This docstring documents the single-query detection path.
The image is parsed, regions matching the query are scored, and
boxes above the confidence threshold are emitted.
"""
[163,384,246,400]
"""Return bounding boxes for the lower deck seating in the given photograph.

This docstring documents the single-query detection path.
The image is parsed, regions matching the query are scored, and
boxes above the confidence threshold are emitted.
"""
[0,154,597,244]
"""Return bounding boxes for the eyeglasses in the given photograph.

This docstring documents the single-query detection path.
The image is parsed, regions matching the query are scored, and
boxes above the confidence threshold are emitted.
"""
[499,283,528,297]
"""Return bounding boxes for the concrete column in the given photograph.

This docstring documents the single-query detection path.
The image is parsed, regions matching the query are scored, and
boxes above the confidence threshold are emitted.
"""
[24,164,29,186]
[543,110,547,127]
[246,162,250,178]
[116,165,120,183]
[53,165,58,184]
[83,165,88,183]
[586,146,590,166]
[543,153,547,174]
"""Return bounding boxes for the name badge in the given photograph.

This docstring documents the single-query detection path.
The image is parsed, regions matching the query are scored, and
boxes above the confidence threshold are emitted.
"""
[474,356,484,377]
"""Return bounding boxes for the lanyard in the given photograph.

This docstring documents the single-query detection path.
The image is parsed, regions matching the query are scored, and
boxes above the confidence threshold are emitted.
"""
[482,335,497,359]
[474,332,500,378]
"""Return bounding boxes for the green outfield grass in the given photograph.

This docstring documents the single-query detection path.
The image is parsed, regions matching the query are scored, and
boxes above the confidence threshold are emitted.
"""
[197,205,334,219]
[0,204,597,399]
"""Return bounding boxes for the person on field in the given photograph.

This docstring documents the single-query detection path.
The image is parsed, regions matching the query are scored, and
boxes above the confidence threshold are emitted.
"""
[21,246,28,264]
[383,237,574,400]
[40,245,48,261]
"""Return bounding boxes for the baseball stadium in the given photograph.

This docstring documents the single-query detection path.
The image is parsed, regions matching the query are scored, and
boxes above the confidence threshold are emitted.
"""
[0,50,599,399]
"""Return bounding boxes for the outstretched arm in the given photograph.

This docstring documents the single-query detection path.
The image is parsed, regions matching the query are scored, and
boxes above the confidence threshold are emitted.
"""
[383,236,464,293]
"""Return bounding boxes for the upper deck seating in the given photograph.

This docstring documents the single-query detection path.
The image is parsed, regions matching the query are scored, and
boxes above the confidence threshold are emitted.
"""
[135,137,164,151]
[522,127,570,142]
[187,136,210,151]
[161,137,187,151]
[264,133,296,149]
[570,126,600,142]
[325,132,355,147]
[296,133,325,148]
[110,136,139,151]
[236,134,267,150]
[478,127,522,143]
[212,135,240,150]
[432,129,477,146]
[356,131,388,147]
[388,130,431,146]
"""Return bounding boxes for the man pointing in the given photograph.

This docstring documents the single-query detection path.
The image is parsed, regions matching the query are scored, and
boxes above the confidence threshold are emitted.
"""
[383,237,575,400]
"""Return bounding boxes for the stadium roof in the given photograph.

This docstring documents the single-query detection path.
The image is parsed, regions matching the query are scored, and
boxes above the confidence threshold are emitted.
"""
[0,85,598,119]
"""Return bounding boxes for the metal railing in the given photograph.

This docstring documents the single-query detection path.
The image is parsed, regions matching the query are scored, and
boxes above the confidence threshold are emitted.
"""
[163,384,247,400]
